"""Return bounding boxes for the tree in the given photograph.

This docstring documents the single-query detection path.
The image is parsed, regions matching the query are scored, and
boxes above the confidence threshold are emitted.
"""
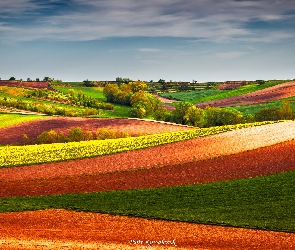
[9,77,16,81]
[255,107,280,122]
[171,102,193,124]
[129,80,147,93]
[204,107,243,127]
[279,100,293,120]
[184,106,204,127]
[103,83,120,103]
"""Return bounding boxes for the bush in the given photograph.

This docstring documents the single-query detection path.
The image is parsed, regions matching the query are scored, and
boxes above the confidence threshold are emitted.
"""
[204,107,243,127]
[278,100,293,120]
[57,131,68,143]
[85,130,94,141]
[96,128,117,140]
[68,127,84,142]
[255,107,280,122]
[37,130,58,144]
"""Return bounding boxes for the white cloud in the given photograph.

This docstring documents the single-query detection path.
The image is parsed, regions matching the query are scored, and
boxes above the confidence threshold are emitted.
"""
[0,0,294,42]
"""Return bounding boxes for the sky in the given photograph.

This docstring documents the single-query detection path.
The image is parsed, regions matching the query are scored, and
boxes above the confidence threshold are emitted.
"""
[1,0,295,82]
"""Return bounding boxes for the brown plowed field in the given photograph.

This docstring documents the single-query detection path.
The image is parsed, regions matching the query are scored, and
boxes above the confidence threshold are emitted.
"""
[1,122,295,249]
[0,117,191,145]
[0,81,54,90]
[195,81,295,108]
[1,139,295,197]
[0,210,294,250]
[1,121,294,181]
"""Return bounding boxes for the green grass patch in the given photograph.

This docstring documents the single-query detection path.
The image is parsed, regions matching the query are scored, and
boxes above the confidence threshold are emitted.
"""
[0,113,47,129]
[228,100,295,115]
[160,81,288,104]
[53,86,106,102]
[1,170,294,232]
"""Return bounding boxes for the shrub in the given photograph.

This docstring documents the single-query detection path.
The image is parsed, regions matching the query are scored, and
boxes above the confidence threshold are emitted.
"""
[57,131,67,143]
[37,130,58,144]
[153,107,169,121]
[96,128,117,140]
[204,107,243,127]
[85,130,94,141]
[184,106,204,127]
[278,100,293,120]
[68,127,84,142]
[255,107,280,122]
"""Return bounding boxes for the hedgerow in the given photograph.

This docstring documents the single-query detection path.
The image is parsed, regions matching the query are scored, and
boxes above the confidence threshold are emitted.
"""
[0,121,278,168]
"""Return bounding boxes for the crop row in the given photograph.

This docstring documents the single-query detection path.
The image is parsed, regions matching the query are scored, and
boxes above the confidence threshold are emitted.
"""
[0,121,277,168]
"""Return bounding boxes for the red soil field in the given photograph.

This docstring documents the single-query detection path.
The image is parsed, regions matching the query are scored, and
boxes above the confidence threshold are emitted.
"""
[1,121,294,181]
[0,139,295,197]
[216,83,243,90]
[1,122,295,249]
[0,81,54,90]
[195,81,295,108]
[0,117,191,145]
[0,210,294,249]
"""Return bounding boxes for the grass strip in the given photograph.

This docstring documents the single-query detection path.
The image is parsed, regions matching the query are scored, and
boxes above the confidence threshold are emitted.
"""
[0,170,294,232]
[0,121,277,168]
[0,113,47,129]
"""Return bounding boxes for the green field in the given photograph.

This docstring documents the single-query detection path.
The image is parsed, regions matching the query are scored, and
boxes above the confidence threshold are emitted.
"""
[0,113,47,129]
[1,170,294,232]
[53,86,132,118]
[160,81,287,104]
[53,86,106,102]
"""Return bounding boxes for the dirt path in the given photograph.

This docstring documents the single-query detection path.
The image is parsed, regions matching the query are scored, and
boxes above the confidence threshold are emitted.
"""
[0,210,294,250]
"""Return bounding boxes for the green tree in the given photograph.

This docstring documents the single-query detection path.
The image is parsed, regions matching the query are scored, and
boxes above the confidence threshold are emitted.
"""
[254,107,280,122]
[279,100,293,120]
[184,106,204,127]
[129,80,147,93]
[171,102,193,124]
[204,107,243,127]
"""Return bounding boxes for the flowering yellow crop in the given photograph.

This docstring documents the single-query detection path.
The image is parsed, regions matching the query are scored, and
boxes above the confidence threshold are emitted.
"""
[0,121,278,168]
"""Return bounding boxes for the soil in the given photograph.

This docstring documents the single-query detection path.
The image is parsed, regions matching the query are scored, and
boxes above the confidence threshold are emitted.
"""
[0,139,295,197]
[0,117,191,145]
[1,121,294,181]
[0,210,294,249]
[0,81,54,90]
[1,121,295,249]
[195,81,295,108]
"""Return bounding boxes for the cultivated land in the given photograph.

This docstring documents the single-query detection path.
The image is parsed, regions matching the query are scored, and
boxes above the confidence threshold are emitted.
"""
[0,80,295,249]
[0,116,191,145]
[195,81,295,108]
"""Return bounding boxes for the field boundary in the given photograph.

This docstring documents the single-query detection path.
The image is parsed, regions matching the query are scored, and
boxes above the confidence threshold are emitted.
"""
[128,118,194,128]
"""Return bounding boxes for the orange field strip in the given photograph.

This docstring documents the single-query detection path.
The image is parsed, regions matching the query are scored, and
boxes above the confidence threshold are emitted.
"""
[0,210,294,250]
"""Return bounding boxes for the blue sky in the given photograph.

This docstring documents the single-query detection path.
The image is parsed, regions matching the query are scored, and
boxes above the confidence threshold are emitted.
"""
[1,0,295,82]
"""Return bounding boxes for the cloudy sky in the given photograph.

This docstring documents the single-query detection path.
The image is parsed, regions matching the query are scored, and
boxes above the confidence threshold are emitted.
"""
[1,0,295,82]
